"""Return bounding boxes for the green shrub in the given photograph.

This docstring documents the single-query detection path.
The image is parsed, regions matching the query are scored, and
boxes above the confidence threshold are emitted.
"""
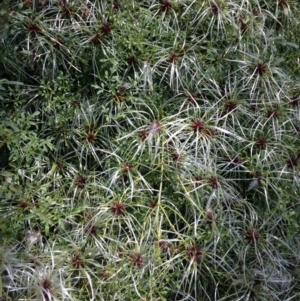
[0,0,300,300]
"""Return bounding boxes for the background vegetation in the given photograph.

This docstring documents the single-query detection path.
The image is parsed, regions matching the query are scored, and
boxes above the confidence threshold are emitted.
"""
[0,0,300,300]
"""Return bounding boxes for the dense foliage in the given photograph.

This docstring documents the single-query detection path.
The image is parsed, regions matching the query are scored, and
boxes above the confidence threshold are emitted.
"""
[0,0,300,300]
